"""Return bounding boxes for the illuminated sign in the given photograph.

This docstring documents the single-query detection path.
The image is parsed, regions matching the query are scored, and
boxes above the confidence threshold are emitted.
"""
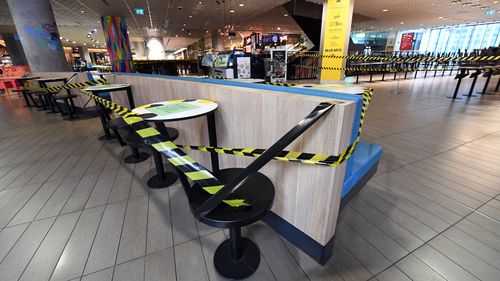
[484,10,496,15]
[134,8,144,15]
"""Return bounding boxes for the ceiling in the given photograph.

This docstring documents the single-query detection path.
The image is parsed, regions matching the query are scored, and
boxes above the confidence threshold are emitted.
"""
[0,0,499,49]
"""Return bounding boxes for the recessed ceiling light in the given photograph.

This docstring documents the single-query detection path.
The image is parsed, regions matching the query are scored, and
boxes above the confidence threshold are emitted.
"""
[400,22,404,24]
[183,23,186,26]
[230,10,234,13]
[188,32,192,35]
[382,9,388,12]
[80,10,84,13]
[83,43,86,45]
[438,16,444,19]
[206,30,209,33]
[59,36,62,39]
[239,3,244,6]
[65,39,69,42]
[198,1,202,4]
[181,28,185,31]
[284,13,288,17]
[189,15,192,18]
[72,41,76,44]
[175,34,178,37]
[277,27,281,30]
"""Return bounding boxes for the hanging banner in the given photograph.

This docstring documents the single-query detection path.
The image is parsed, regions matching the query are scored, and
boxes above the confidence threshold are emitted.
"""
[320,0,354,82]
[400,33,415,51]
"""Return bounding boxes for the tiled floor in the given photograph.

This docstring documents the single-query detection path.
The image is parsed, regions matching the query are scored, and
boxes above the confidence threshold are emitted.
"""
[0,74,499,281]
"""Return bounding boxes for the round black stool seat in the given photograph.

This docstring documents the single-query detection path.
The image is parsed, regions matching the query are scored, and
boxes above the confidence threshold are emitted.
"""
[186,168,274,279]
[106,117,129,130]
[189,168,275,228]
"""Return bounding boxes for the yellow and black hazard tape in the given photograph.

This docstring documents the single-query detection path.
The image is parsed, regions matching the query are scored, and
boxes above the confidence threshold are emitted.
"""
[295,65,399,72]
[23,78,109,93]
[179,89,373,167]
[259,82,297,87]
[81,90,252,208]
[295,53,500,63]
[208,75,230,80]
[81,85,372,207]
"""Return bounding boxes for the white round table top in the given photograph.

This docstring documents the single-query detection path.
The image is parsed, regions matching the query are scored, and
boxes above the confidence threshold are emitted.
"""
[83,84,131,92]
[132,99,218,121]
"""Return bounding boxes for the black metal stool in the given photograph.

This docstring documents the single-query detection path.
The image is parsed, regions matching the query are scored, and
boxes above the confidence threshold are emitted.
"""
[105,117,127,146]
[148,127,179,188]
[123,131,150,164]
[180,168,274,279]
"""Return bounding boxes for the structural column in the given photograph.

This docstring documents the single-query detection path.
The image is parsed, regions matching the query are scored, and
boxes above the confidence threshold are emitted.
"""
[319,0,354,82]
[1,33,29,66]
[101,16,133,72]
[6,0,68,72]
[79,46,92,63]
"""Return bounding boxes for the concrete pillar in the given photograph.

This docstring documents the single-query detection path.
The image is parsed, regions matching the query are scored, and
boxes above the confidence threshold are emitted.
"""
[79,46,92,63]
[101,16,133,72]
[6,0,69,72]
[1,32,28,66]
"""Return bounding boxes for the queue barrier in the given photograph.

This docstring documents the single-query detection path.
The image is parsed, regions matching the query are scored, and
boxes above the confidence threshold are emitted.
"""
[296,53,500,63]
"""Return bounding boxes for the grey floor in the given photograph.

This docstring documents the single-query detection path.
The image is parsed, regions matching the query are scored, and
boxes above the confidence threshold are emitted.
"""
[0,74,499,281]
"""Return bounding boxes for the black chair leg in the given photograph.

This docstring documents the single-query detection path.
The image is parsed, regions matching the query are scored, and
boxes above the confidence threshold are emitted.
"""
[53,97,66,115]
[112,129,126,146]
[214,227,260,279]
[124,147,150,164]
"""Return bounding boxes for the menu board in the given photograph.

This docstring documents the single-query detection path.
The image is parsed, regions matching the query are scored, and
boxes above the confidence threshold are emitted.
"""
[320,0,354,81]
[236,57,251,79]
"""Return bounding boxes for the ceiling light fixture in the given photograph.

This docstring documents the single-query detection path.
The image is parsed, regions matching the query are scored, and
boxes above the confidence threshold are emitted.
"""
[284,13,288,16]
[400,22,404,24]
[198,1,202,4]
[239,3,244,6]
[230,10,234,13]
[80,10,84,13]
[382,9,388,12]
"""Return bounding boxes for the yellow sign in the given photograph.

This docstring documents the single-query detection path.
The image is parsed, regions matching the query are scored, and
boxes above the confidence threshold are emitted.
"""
[320,0,354,82]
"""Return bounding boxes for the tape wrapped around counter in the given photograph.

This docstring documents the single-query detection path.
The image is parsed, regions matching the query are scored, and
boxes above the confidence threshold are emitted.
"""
[23,78,109,93]
[81,86,372,209]
[81,90,252,208]
[180,88,373,167]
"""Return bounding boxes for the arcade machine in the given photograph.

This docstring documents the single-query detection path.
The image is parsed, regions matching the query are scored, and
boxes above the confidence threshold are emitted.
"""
[212,49,245,78]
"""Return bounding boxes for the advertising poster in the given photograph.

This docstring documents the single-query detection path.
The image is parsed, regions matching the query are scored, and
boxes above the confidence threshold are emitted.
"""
[236,57,251,79]
[320,0,354,81]
[400,33,415,51]
[271,50,287,83]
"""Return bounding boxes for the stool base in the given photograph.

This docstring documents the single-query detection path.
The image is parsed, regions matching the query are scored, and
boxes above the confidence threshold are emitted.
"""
[124,152,150,164]
[98,134,116,141]
[214,238,260,279]
[147,173,178,189]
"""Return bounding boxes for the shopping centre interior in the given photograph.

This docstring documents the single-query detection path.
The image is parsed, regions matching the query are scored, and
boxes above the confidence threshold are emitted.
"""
[0,0,499,281]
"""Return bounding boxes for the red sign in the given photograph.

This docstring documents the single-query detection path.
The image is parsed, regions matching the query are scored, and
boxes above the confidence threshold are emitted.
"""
[400,33,414,50]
